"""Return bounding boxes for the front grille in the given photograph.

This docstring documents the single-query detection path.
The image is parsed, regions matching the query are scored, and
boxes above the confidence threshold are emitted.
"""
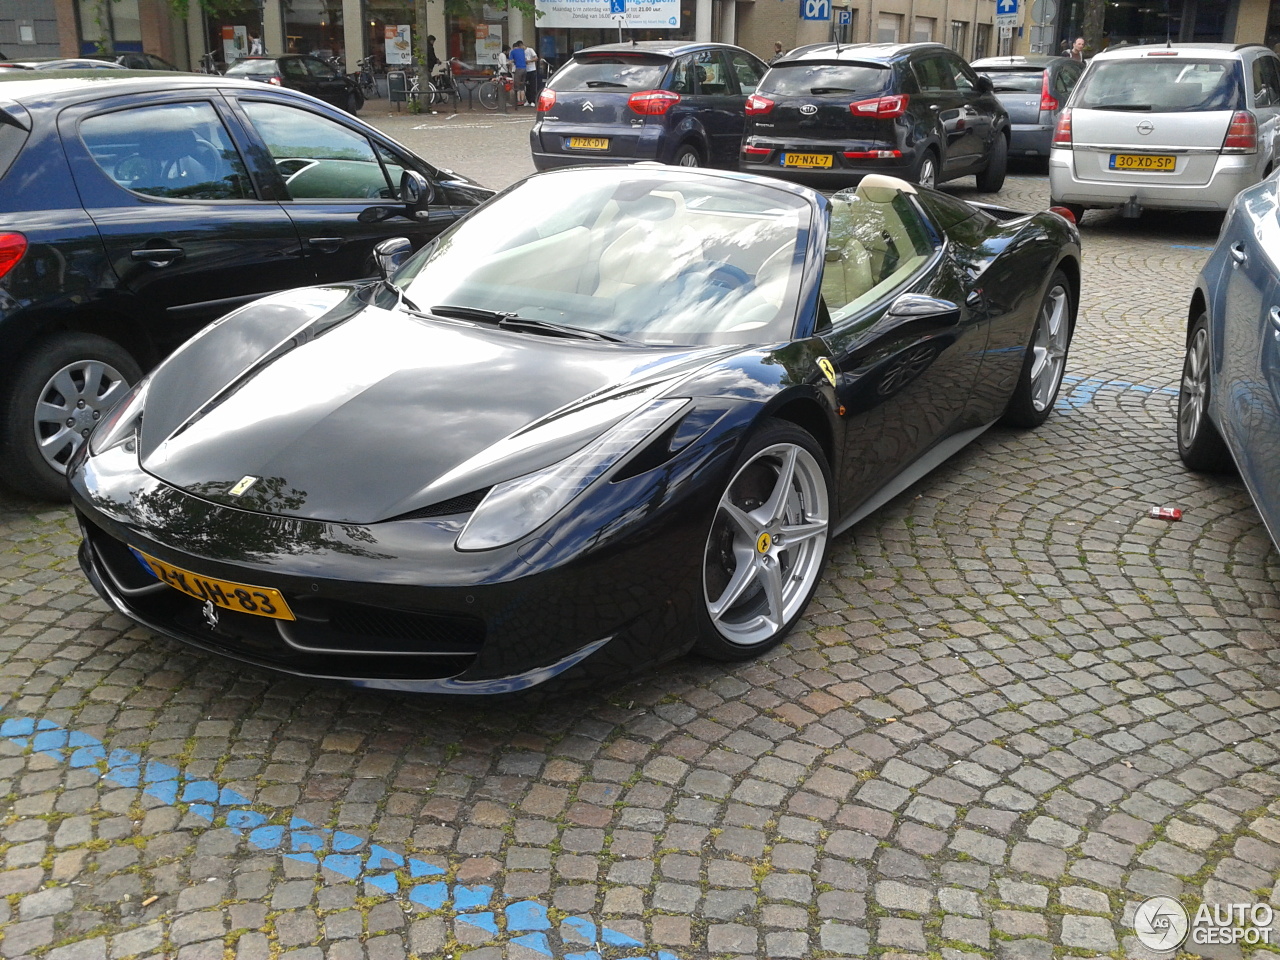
[388,488,490,521]
[284,600,485,655]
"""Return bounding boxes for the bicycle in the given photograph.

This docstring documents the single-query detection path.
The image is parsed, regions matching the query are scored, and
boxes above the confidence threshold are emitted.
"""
[198,50,221,74]
[477,71,513,111]
[355,56,377,99]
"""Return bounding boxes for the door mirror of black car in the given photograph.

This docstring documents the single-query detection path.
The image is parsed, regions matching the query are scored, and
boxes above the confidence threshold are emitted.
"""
[885,293,961,327]
[401,169,435,209]
[374,237,413,280]
[975,75,993,94]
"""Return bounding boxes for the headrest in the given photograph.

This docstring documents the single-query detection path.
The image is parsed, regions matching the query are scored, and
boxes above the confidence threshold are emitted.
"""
[855,174,916,203]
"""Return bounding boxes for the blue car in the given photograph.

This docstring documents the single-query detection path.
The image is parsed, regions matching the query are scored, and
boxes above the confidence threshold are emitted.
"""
[1178,171,1280,544]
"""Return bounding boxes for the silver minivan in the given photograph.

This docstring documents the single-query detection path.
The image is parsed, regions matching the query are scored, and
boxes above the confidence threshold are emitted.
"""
[1049,43,1280,218]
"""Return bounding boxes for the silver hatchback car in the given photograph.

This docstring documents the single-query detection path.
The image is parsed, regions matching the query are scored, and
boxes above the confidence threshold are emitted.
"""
[1049,43,1280,218]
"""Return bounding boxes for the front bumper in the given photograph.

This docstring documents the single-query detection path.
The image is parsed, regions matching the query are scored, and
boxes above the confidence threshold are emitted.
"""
[1048,148,1258,211]
[68,424,741,694]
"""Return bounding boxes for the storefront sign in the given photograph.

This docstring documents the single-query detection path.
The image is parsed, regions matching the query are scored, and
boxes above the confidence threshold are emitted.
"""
[222,25,248,64]
[385,24,412,65]
[534,0,679,30]
[477,27,504,65]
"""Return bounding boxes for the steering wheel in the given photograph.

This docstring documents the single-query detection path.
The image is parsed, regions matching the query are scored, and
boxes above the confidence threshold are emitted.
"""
[676,260,752,292]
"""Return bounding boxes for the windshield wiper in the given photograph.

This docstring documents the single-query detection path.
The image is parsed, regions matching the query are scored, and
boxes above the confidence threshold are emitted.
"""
[1092,103,1153,111]
[428,305,636,343]
[810,86,857,94]
[586,80,629,88]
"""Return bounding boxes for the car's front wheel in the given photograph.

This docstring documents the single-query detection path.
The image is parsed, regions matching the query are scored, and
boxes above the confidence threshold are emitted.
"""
[696,419,832,661]
[1177,312,1233,472]
[0,333,142,500]
[1000,269,1074,428]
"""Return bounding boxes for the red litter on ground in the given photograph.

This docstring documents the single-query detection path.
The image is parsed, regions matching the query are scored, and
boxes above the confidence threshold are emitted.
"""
[1149,507,1182,521]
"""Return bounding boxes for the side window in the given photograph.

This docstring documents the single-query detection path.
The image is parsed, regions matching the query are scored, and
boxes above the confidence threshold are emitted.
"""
[281,59,307,79]
[670,56,697,95]
[949,56,977,94]
[304,57,337,79]
[1052,65,1077,100]
[726,51,764,95]
[241,101,395,200]
[695,50,729,95]
[375,144,407,199]
[1253,56,1280,107]
[1264,57,1280,106]
[80,101,252,201]
[914,56,955,93]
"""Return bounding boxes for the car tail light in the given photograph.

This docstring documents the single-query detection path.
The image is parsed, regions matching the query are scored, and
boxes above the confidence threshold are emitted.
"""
[849,94,909,118]
[742,144,771,158]
[1039,72,1059,113]
[1222,111,1257,153]
[537,88,556,111]
[745,94,774,116]
[267,76,282,85]
[842,150,902,159]
[628,90,680,115]
[0,233,27,280]
[1052,108,1072,146]
[1049,205,1077,224]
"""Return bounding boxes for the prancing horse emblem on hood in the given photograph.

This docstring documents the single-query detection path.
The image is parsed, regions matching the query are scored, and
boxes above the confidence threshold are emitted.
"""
[228,475,258,497]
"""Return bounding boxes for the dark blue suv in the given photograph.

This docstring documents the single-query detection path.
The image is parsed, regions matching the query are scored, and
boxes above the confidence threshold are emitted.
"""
[530,41,768,169]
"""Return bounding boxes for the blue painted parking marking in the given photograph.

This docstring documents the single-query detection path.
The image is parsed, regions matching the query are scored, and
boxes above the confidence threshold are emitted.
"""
[1057,374,1178,410]
[0,715,682,960]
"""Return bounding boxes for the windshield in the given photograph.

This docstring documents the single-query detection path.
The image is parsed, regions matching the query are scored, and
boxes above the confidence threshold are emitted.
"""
[394,169,812,346]
[549,55,669,92]
[226,59,278,76]
[976,69,1043,92]
[1073,57,1244,112]
[759,62,891,97]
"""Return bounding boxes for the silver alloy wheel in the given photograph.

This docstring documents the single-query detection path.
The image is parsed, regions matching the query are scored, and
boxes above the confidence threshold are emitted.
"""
[918,155,937,188]
[1179,325,1211,449]
[1030,283,1070,412]
[676,149,699,167]
[33,359,131,474]
[703,442,830,647]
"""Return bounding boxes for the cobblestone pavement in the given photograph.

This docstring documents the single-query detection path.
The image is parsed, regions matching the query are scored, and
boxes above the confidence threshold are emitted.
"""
[1,121,1278,960]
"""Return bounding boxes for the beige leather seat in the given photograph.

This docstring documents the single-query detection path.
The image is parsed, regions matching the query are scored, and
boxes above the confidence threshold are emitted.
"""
[821,197,875,310]
[595,195,703,298]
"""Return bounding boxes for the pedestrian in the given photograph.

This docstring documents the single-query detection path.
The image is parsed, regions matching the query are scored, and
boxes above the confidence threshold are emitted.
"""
[510,40,528,105]
[425,34,440,77]
[524,43,539,105]
[249,31,264,56]
[1069,36,1085,61]
[496,44,511,78]
[769,40,785,64]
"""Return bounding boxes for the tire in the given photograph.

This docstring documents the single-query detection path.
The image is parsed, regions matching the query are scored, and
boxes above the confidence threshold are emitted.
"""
[975,132,1008,193]
[672,144,701,167]
[1050,199,1085,223]
[1000,269,1074,428]
[346,90,364,115]
[695,419,832,661]
[1177,312,1234,472]
[478,82,500,110]
[913,148,939,189]
[0,333,142,501]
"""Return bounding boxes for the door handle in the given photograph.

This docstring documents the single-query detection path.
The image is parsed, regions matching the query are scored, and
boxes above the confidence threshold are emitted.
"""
[130,247,184,265]
[1269,306,1280,332]
[1230,241,1248,266]
[307,237,348,254]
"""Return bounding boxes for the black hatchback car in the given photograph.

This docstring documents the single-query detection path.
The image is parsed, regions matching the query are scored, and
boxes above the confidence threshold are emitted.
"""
[740,42,1010,191]
[226,55,364,114]
[0,72,492,500]
[530,41,769,169]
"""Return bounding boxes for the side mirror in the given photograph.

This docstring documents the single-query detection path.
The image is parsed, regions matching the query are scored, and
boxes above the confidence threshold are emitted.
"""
[975,75,994,94]
[400,169,436,208]
[373,237,413,280]
[884,293,961,327]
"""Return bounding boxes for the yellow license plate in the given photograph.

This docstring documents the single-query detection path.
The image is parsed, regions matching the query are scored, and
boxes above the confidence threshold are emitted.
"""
[133,549,295,621]
[1110,153,1176,171]
[568,137,609,150]
[783,153,833,169]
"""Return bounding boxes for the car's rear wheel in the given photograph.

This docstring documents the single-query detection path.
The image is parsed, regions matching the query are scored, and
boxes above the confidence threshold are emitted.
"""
[696,420,832,661]
[975,132,1008,192]
[673,144,701,167]
[1177,313,1233,472]
[1000,269,1073,428]
[0,333,141,500]
[913,148,939,189]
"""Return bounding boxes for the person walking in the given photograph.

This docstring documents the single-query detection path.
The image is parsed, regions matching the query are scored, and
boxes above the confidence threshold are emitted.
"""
[524,43,539,105]
[1068,37,1085,61]
[249,31,264,56]
[769,41,786,64]
[510,40,528,106]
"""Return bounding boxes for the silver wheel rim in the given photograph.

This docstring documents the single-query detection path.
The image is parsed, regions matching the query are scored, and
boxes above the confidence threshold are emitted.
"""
[677,150,699,167]
[703,442,829,647]
[919,156,936,188]
[1031,284,1070,412]
[1180,326,1210,448]
[33,359,131,474]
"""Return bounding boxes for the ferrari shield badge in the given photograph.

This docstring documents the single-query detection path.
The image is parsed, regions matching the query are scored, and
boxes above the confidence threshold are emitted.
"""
[228,475,259,497]
[817,357,837,387]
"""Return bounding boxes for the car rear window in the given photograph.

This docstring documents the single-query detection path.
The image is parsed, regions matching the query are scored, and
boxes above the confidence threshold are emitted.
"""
[0,114,29,181]
[977,69,1044,93]
[1073,57,1244,112]
[549,55,669,92]
[758,61,891,98]
[226,59,278,76]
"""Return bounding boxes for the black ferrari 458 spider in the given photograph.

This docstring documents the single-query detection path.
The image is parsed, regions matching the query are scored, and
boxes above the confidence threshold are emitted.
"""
[70,167,1080,695]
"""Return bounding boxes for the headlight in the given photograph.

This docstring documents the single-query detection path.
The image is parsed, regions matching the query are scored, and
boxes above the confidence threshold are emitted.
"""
[456,398,688,551]
[88,376,150,456]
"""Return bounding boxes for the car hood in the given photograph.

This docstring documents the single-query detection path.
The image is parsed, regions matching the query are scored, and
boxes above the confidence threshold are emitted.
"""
[136,285,731,524]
